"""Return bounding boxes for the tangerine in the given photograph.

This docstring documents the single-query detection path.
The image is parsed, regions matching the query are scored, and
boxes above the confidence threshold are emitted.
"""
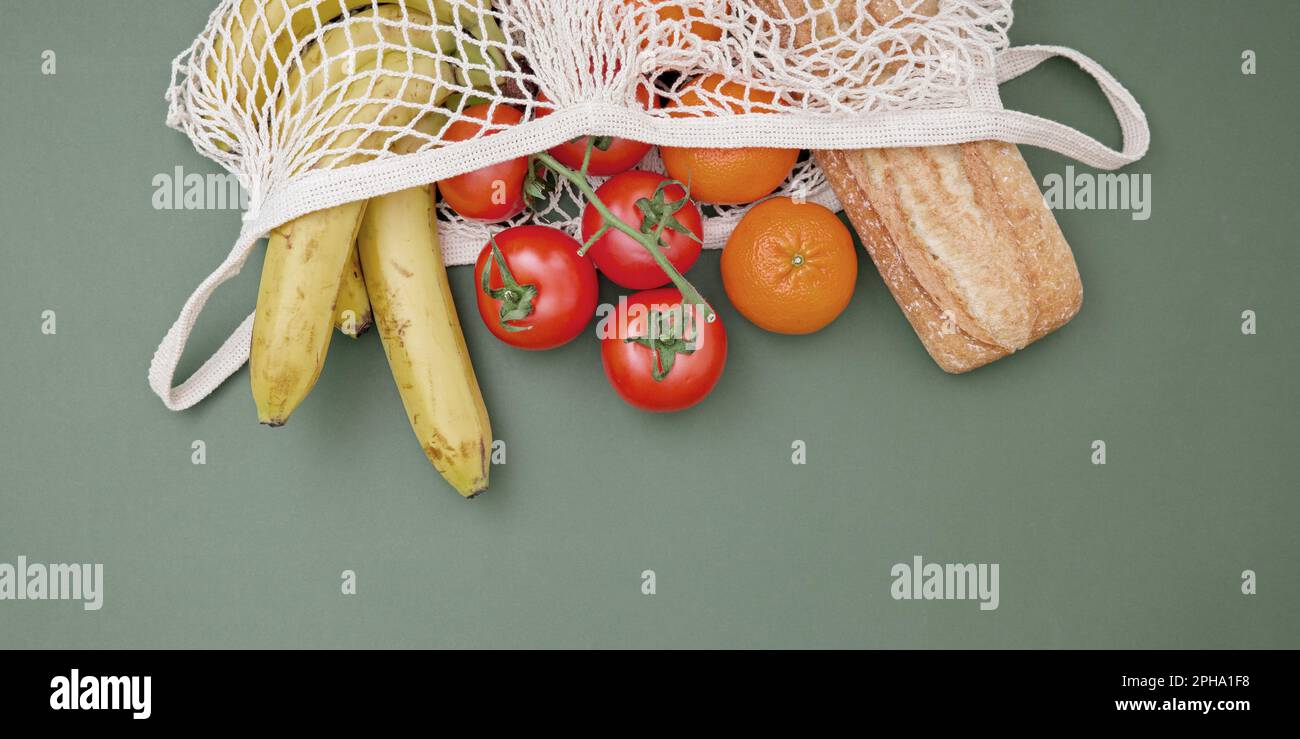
[660,74,800,205]
[721,197,858,334]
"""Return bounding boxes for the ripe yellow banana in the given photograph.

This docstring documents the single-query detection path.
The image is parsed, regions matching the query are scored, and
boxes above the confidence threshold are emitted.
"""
[251,15,452,425]
[252,200,369,425]
[331,99,450,339]
[277,5,450,122]
[212,0,504,114]
[333,247,372,337]
[358,184,492,496]
[392,109,449,155]
[305,52,452,171]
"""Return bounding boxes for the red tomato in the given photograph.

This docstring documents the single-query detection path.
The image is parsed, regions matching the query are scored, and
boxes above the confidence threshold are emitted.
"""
[536,83,656,176]
[475,226,599,350]
[441,104,528,222]
[581,170,703,289]
[600,288,726,412]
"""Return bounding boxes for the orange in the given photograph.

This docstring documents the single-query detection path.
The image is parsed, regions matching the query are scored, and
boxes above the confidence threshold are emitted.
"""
[624,1,726,45]
[721,197,858,334]
[660,74,800,205]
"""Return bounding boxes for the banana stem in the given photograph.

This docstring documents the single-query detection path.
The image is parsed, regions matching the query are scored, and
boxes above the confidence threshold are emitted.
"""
[532,151,715,322]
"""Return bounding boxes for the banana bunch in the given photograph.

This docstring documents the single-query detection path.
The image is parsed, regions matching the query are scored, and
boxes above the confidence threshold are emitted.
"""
[212,0,506,112]
[243,1,505,497]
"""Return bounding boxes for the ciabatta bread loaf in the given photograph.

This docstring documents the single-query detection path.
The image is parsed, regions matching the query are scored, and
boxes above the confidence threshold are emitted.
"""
[756,0,1083,372]
[817,143,1081,372]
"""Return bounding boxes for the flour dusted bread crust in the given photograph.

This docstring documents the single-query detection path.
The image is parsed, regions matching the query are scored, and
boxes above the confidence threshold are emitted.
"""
[817,144,1081,372]
[756,0,1083,372]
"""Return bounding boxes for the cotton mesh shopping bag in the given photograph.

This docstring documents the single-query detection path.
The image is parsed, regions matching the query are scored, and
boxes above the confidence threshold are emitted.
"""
[151,0,1149,409]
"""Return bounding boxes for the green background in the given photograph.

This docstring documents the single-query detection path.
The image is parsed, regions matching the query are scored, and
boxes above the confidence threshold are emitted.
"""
[1,1,1296,649]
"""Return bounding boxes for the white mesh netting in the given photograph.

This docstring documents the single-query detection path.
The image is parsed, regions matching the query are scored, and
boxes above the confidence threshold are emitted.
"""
[168,0,1021,259]
[152,0,1150,410]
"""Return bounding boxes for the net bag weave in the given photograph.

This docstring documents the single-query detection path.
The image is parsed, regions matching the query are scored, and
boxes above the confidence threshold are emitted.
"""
[151,0,1150,410]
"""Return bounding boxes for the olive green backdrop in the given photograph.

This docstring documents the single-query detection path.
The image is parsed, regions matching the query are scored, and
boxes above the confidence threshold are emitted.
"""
[1,1,1296,649]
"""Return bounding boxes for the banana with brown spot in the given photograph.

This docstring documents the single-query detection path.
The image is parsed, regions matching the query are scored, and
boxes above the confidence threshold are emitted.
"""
[357,184,492,496]
[251,14,452,425]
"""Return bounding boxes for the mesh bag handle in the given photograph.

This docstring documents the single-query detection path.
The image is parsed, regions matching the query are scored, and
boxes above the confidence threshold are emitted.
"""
[991,44,1150,169]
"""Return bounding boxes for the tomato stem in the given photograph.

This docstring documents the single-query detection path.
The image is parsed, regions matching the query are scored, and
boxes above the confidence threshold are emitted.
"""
[579,223,610,256]
[626,307,699,382]
[479,237,538,333]
[531,150,715,322]
[580,139,595,176]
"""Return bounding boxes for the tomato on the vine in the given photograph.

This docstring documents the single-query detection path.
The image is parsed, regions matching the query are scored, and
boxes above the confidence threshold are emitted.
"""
[475,225,599,350]
[536,82,657,176]
[601,288,726,412]
[440,103,528,222]
[581,170,703,290]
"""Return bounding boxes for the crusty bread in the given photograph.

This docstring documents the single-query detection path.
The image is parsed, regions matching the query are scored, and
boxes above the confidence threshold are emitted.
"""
[759,0,940,84]
[761,0,940,44]
[755,0,1083,372]
[818,144,1081,372]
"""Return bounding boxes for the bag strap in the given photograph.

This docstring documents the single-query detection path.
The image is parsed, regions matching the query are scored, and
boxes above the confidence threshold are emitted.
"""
[991,44,1150,170]
[147,228,260,411]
